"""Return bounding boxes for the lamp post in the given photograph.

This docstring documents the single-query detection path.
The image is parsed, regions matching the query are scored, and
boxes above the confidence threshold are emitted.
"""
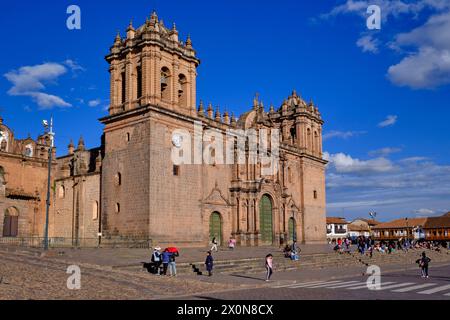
[292,210,297,243]
[405,217,409,272]
[43,118,55,251]
[369,212,377,237]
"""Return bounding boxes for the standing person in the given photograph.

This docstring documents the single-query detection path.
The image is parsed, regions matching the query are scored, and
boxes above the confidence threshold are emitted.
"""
[161,249,171,276]
[168,250,178,277]
[211,237,218,252]
[416,252,432,278]
[265,254,273,282]
[205,251,214,276]
[151,246,162,275]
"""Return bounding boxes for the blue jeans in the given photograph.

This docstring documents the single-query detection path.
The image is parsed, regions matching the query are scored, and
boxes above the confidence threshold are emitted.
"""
[169,262,177,276]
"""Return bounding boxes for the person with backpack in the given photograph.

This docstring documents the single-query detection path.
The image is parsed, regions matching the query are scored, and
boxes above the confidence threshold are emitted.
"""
[151,246,162,275]
[416,252,432,278]
[265,254,273,282]
[161,249,171,276]
[205,251,214,276]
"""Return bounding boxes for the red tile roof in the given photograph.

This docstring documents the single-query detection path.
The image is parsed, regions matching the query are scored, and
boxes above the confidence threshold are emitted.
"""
[372,218,427,230]
[326,217,347,224]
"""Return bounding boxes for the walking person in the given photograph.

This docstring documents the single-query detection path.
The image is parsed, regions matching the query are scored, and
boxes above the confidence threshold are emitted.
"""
[161,248,171,276]
[205,251,214,276]
[416,252,431,278]
[265,254,273,282]
[211,237,218,252]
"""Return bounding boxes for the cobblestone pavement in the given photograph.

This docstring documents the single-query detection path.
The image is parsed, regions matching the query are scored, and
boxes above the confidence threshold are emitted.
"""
[0,250,252,300]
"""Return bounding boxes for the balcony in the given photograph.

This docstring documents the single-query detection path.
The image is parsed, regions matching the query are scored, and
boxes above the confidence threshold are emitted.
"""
[335,229,347,234]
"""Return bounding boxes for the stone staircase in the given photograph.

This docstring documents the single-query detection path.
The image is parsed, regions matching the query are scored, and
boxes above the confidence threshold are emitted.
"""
[117,248,450,275]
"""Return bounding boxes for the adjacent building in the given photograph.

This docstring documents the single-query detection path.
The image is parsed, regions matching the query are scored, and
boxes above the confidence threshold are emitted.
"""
[372,213,450,242]
[326,217,348,242]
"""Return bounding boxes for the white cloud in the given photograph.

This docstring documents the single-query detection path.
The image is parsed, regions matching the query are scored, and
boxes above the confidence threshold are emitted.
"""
[4,62,72,109]
[368,147,402,157]
[324,152,395,174]
[64,59,85,73]
[88,99,101,107]
[357,35,380,53]
[321,1,450,89]
[28,92,71,109]
[413,208,436,216]
[378,115,398,127]
[322,0,450,20]
[323,130,366,141]
[388,12,450,88]
[326,152,450,220]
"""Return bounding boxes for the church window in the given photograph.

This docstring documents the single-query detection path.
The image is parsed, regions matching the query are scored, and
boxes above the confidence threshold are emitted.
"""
[115,173,122,186]
[161,67,171,101]
[173,165,180,176]
[115,203,120,214]
[178,74,188,107]
[136,66,142,99]
[58,185,65,199]
[314,190,318,199]
[92,201,99,220]
[121,72,126,104]
[126,132,131,142]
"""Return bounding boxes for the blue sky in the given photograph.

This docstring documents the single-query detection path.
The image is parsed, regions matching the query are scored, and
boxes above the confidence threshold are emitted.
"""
[1,0,449,221]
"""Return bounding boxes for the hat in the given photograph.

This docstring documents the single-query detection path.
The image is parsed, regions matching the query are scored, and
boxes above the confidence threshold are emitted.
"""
[154,246,161,251]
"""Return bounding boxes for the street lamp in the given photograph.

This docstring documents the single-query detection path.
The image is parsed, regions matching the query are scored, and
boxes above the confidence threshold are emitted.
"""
[43,117,55,251]
[369,212,377,238]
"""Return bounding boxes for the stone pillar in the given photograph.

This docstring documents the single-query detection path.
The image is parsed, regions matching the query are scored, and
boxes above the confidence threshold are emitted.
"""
[172,61,179,108]
[141,49,151,105]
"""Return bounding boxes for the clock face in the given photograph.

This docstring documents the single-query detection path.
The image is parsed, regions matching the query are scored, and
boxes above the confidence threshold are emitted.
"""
[172,134,183,148]
[25,144,33,157]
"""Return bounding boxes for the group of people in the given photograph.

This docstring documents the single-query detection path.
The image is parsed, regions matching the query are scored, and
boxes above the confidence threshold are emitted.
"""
[283,240,301,261]
[148,246,179,276]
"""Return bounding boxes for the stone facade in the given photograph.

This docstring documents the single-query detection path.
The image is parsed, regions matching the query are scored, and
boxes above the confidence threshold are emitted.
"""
[0,116,52,239]
[0,11,327,247]
[100,12,327,246]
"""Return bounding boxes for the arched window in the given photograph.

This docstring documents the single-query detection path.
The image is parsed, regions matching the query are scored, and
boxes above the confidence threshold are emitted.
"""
[115,203,121,214]
[178,74,188,107]
[121,72,126,104]
[314,190,318,199]
[290,126,297,143]
[136,66,142,99]
[114,173,122,186]
[126,132,131,142]
[161,67,171,101]
[92,201,99,220]
[307,128,312,150]
[58,185,65,199]
[3,207,19,237]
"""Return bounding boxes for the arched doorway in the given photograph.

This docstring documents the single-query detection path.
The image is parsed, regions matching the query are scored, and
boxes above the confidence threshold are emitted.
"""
[259,195,273,245]
[209,212,222,245]
[288,217,297,243]
[3,207,19,237]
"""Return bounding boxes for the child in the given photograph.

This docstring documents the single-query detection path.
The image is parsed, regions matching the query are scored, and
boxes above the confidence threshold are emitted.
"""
[205,251,214,276]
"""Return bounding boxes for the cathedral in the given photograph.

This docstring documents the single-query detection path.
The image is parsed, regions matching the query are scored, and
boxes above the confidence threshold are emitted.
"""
[0,12,327,247]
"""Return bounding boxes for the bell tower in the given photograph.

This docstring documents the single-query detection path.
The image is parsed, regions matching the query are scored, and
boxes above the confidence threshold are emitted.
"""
[105,11,200,116]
